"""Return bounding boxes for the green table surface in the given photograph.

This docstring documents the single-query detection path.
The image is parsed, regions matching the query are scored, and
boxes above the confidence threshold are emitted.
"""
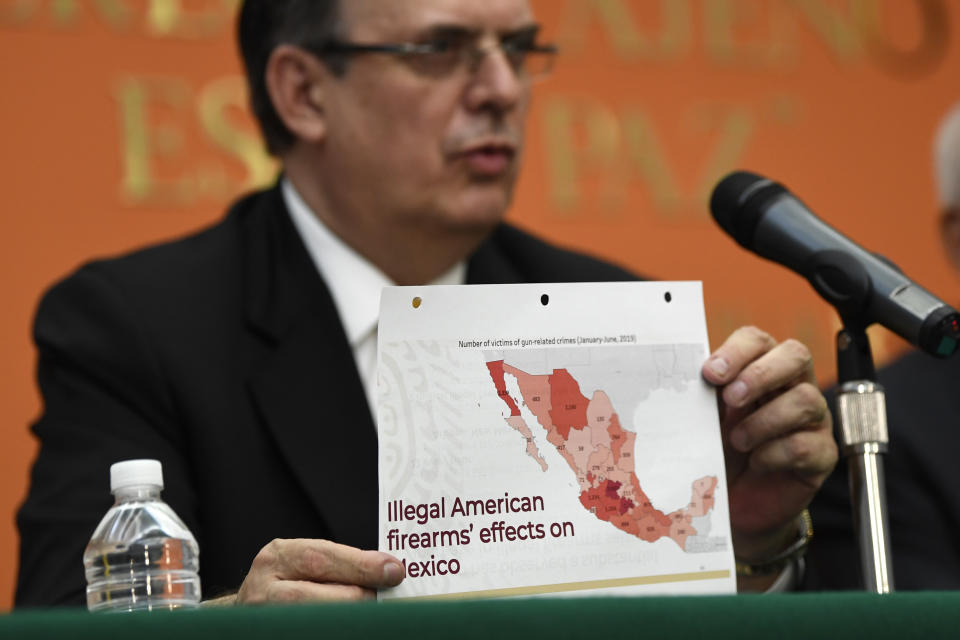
[4,592,960,639]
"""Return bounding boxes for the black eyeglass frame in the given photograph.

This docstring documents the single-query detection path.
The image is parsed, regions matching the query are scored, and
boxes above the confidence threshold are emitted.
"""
[311,39,559,76]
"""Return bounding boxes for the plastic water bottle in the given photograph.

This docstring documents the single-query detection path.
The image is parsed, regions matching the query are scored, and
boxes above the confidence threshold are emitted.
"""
[83,459,201,612]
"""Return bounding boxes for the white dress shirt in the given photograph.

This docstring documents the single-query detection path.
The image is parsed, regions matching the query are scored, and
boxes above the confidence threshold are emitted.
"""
[282,178,466,423]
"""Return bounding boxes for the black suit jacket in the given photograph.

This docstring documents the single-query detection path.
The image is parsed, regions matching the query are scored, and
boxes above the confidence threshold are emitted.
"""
[807,349,960,589]
[16,184,635,607]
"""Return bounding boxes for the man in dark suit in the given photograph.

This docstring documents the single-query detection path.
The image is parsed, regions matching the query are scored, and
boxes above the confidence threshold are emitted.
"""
[807,103,960,589]
[17,0,837,606]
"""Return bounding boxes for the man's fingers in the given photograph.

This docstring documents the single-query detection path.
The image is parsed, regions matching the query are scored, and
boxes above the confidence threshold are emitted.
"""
[263,580,376,603]
[747,429,838,477]
[703,326,778,385]
[239,538,405,605]
[705,331,815,409]
[727,382,829,452]
[275,539,403,588]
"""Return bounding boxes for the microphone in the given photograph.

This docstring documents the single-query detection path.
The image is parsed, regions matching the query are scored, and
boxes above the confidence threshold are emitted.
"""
[710,170,960,358]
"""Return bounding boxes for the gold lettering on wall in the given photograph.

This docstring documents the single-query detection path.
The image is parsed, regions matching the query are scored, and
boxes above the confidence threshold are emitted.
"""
[146,0,239,38]
[557,0,691,60]
[621,109,682,213]
[92,0,132,29]
[52,0,133,29]
[704,0,794,66]
[50,0,75,24]
[198,75,275,189]
[115,75,274,206]
[0,0,39,25]
[854,0,949,77]
[542,100,632,215]
[1,0,237,34]
[785,0,862,60]
[587,106,629,213]
[4,0,946,76]
[540,97,795,218]
[115,77,189,203]
[551,0,944,68]
[703,0,866,66]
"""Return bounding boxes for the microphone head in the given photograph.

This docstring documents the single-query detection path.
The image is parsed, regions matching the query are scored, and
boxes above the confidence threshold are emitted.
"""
[710,170,787,248]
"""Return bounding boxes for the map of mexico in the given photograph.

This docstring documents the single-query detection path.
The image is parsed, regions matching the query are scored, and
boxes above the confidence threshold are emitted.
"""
[486,358,721,551]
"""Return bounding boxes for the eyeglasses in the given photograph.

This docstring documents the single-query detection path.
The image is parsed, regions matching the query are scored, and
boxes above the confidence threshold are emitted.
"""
[313,33,558,80]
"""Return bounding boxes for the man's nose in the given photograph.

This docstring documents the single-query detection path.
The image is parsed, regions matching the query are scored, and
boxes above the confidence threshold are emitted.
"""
[463,45,525,114]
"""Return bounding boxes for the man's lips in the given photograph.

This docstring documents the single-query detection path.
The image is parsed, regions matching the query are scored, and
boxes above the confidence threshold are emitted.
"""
[456,141,516,177]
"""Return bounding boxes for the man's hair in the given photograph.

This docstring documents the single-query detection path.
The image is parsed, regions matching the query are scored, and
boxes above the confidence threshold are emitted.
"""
[935,101,960,210]
[238,0,344,155]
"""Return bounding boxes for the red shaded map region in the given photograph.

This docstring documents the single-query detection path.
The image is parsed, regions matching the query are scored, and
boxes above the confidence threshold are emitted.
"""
[485,359,717,550]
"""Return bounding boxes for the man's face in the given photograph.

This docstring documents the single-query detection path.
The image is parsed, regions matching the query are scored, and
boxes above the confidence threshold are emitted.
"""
[316,0,536,235]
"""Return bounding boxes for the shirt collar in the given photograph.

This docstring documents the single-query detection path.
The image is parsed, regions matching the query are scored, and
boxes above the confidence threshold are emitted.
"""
[281,178,466,346]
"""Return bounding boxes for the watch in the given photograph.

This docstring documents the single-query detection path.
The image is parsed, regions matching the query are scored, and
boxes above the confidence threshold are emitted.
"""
[735,509,814,577]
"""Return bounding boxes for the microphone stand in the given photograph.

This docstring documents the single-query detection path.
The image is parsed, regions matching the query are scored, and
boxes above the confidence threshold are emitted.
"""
[835,323,894,593]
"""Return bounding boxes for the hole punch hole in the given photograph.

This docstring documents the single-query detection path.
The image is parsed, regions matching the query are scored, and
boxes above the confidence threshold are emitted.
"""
[540,294,549,306]
[412,296,422,309]
[664,292,672,303]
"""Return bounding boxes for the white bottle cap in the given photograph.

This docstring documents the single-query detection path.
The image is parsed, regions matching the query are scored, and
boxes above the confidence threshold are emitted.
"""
[110,459,164,492]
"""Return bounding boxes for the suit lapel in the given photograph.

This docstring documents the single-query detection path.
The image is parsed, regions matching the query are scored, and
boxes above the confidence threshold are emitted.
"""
[237,192,523,550]
[241,185,378,549]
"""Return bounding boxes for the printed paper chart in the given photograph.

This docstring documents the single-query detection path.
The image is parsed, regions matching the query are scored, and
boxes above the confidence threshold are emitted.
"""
[377,282,735,600]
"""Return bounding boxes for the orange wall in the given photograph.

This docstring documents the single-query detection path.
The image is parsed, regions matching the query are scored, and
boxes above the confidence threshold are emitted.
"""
[2,0,959,610]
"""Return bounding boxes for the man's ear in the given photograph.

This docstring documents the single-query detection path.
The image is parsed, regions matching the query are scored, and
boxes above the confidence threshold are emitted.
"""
[264,44,328,144]
[941,207,960,275]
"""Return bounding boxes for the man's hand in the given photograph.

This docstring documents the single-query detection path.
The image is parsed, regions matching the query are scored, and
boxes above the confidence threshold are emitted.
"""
[701,326,837,590]
[225,539,404,604]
